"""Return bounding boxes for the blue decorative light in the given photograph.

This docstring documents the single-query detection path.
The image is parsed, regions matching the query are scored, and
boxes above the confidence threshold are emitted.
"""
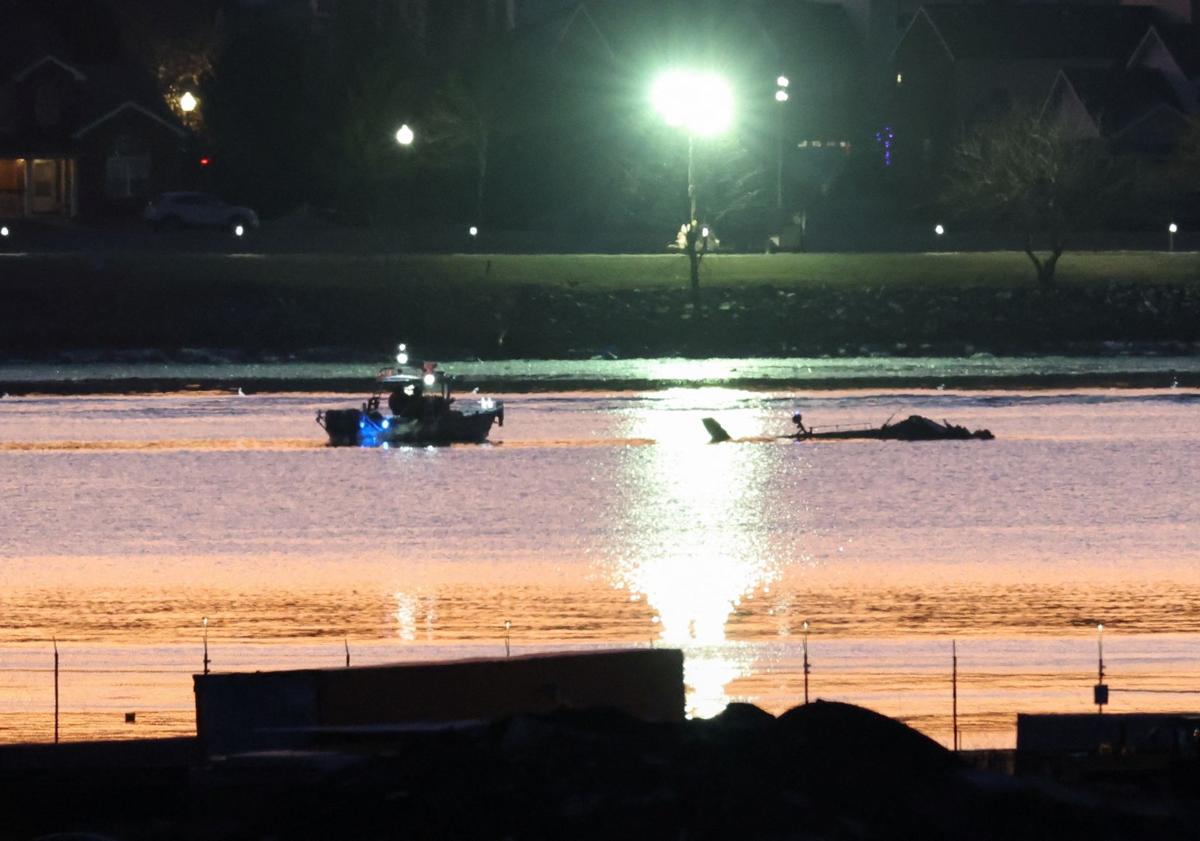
[876,125,895,167]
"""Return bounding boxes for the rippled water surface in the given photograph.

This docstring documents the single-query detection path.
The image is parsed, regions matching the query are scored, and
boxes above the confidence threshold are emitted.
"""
[2,386,1200,747]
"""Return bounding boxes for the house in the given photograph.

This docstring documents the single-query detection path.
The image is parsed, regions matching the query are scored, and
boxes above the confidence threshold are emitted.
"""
[0,52,191,221]
[886,5,1198,177]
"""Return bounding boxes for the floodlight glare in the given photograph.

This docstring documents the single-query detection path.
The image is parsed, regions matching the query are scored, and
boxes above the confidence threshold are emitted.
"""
[775,89,789,102]
[777,76,789,88]
[651,70,734,137]
[179,91,197,113]
[1169,222,1178,233]
[468,225,479,237]
[233,224,245,237]
[934,224,945,236]
[0,225,8,237]
[395,123,415,146]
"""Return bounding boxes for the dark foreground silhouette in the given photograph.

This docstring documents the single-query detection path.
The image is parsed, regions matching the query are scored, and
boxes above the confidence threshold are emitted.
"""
[3,701,1193,840]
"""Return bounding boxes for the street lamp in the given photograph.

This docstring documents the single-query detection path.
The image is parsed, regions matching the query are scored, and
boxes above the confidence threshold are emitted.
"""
[395,123,415,147]
[774,75,789,212]
[651,70,734,221]
[652,70,733,298]
[1168,222,1178,252]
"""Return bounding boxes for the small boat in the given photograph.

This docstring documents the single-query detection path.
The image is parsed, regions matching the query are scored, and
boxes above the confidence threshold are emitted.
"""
[790,413,993,441]
[316,345,504,447]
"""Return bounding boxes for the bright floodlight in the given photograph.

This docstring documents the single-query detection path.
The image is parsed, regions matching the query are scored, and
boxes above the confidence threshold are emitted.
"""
[1169,222,1178,233]
[179,91,197,113]
[395,123,415,146]
[468,225,479,237]
[233,224,245,237]
[777,76,789,88]
[934,224,945,236]
[775,89,789,102]
[652,70,734,137]
[0,226,8,237]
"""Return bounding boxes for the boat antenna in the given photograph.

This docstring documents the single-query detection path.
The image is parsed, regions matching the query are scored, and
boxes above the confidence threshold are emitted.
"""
[882,412,896,427]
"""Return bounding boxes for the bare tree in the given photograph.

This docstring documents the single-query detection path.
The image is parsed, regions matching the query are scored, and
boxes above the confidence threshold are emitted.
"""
[941,111,1125,285]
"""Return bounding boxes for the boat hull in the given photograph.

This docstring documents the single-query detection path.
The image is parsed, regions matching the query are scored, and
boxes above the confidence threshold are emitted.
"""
[320,407,503,447]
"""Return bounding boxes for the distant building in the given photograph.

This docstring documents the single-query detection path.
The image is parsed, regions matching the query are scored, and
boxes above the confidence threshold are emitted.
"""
[886,5,1199,179]
[0,54,190,221]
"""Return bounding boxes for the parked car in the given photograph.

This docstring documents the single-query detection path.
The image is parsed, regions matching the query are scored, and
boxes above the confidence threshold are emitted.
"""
[143,192,260,232]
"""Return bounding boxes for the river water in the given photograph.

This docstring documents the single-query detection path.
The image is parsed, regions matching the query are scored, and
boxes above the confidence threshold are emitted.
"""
[2,362,1199,747]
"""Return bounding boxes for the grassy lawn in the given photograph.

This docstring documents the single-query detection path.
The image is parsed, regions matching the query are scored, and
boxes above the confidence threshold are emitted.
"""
[197,250,1200,292]
[6,250,1199,294]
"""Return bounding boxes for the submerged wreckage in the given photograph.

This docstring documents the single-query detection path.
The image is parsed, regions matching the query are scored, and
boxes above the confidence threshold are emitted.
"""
[702,413,994,443]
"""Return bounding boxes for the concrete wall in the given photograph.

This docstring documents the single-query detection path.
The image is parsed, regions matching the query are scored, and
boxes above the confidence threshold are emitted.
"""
[195,648,685,755]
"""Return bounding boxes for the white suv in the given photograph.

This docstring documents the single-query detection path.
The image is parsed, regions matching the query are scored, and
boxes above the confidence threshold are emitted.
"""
[144,192,260,232]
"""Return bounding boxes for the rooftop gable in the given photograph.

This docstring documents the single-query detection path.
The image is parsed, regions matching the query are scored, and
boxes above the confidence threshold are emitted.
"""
[72,100,188,140]
[13,54,87,83]
[1055,65,1184,136]
[912,5,1159,64]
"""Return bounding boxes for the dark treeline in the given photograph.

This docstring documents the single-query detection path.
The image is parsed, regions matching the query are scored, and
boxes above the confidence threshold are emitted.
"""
[12,0,1199,247]
[95,0,887,246]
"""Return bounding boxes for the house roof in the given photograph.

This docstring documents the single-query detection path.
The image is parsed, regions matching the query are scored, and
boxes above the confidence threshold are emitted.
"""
[0,53,187,152]
[905,5,1161,64]
[73,102,188,140]
[1057,66,1185,136]
[13,54,87,83]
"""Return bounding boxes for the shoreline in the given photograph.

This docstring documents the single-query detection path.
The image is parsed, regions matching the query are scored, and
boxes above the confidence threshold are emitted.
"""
[1,354,1198,395]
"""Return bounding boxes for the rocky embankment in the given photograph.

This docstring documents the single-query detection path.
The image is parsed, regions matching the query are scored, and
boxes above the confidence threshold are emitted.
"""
[3,251,1200,359]
[3,702,1195,840]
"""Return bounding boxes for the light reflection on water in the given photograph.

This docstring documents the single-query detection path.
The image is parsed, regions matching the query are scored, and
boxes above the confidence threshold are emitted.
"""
[613,389,783,716]
[2,387,1200,746]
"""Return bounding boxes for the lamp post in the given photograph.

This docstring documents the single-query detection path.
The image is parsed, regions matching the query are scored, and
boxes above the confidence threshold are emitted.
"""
[1169,222,1178,252]
[651,70,734,299]
[802,619,810,704]
[1094,623,1108,714]
[775,76,789,212]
